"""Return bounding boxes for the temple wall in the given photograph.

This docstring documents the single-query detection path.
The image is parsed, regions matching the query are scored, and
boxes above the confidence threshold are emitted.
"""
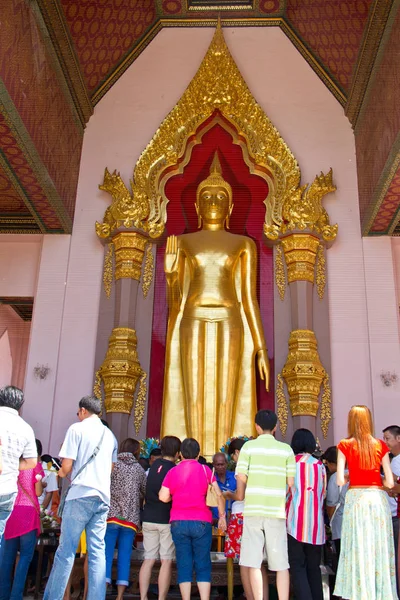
[15,26,382,453]
[0,234,42,296]
[363,237,400,436]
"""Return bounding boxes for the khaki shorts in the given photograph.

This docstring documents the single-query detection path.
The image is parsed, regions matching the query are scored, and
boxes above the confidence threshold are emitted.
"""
[239,516,289,571]
[142,522,175,560]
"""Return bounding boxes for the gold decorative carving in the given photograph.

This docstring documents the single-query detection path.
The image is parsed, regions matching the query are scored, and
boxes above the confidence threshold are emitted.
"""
[96,168,150,240]
[265,169,338,243]
[276,373,288,436]
[316,242,326,300]
[93,369,102,400]
[113,232,147,281]
[103,243,114,298]
[131,22,300,239]
[282,330,327,421]
[142,243,154,298]
[320,372,332,439]
[275,244,286,301]
[280,233,320,284]
[134,371,147,433]
[96,327,144,416]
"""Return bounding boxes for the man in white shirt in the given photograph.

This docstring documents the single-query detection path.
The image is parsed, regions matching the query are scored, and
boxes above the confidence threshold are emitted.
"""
[383,425,400,594]
[43,396,117,600]
[0,386,37,550]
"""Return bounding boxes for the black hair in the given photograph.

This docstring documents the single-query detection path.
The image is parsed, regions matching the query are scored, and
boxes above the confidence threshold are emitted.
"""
[79,395,101,415]
[181,437,200,459]
[255,409,277,432]
[36,439,43,457]
[120,438,140,457]
[198,456,207,465]
[321,446,337,464]
[150,448,162,458]
[41,454,61,471]
[291,428,316,455]
[383,425,400,437]
[227,438,247,456]
[161,436,181,457]
[0,386,24,411]
[139,457,150,471]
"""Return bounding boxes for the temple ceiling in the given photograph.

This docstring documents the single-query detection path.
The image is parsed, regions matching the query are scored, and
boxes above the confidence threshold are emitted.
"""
[0,0,399,235]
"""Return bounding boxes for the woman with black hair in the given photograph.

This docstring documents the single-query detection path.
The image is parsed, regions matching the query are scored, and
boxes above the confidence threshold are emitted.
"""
[286,428,326,600]
[159,438,226,600]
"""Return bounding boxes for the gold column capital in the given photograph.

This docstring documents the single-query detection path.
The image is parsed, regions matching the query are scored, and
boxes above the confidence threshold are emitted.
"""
[112,231,147,281]
[281,233,320,284]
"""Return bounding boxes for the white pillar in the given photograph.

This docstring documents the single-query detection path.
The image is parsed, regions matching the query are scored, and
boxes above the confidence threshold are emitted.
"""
[23,235,71,452]
[363,237,400,434]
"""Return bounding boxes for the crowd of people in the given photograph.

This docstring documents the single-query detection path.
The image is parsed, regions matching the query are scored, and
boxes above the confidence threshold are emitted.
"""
[0,384,399,600]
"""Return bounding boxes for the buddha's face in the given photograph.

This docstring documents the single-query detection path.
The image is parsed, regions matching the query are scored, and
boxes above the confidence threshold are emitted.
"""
[197,186,231,224]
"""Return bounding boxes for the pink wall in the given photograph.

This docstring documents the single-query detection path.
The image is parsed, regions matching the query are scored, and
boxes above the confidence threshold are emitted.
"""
[363,237,400,435]
[0,305,30,389]
[42,26,372,452]
[0,234,42,297]
[23,236,71,453]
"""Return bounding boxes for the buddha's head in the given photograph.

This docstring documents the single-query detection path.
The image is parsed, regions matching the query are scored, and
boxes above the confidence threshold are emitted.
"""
[196,153,233,229]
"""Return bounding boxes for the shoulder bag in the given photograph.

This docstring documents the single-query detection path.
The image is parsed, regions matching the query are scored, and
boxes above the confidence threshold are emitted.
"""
[58,427,106,518]
[203,465,219,508]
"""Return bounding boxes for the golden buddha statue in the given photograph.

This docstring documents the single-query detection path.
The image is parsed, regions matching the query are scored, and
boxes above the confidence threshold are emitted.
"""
[161,154,270,457]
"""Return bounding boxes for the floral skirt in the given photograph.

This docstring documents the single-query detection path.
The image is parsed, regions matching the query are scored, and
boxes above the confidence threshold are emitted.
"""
[224,513,243,560]
[334,487,398,600]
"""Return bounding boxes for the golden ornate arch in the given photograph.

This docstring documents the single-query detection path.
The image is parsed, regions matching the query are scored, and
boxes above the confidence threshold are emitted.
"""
[96,22,314,241]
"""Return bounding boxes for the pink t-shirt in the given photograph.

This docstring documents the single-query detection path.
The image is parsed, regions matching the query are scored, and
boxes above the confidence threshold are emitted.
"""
[162,460,214,523]
[5,463,44,539]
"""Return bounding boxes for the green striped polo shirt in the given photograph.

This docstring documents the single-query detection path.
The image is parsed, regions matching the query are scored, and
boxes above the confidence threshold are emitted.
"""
[236,433,296,519]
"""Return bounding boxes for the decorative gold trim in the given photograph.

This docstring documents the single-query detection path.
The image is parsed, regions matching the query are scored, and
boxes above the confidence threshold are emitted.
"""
[362,136,400,235]
[320,371,332,439]
[345,0,395,126]
[93,369,102,400]
[276,373,288,436]
[0,153,46,233]
[91,18,346,110]
[316,242,326,299]
[103,243,114,298]
[282,329,327,420]
[31,0,91,129]
[142,243,154,298]
[134,371,147,433]
[98,327,144,415]
[281,233,319,284]
[0,84,73,233]
[113,232,147,281]
[265,169,337,242]
[91,21,162,106]
[275,244,286,301]
[132,22,300,238]
[279,21,346,107]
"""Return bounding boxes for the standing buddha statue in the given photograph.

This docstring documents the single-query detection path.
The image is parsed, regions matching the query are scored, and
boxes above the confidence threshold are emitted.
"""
[161,153,269,457]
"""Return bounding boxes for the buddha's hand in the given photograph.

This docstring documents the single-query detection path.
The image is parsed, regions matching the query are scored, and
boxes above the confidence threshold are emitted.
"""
[165,235,180,274]
[257,348,270,391]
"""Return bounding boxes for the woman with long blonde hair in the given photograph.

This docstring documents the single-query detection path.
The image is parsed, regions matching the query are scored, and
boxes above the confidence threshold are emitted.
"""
[334,405,398,599]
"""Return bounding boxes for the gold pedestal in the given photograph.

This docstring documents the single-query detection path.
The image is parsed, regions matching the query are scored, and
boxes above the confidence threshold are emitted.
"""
[100,327,143,414]
[282,329,325,417]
